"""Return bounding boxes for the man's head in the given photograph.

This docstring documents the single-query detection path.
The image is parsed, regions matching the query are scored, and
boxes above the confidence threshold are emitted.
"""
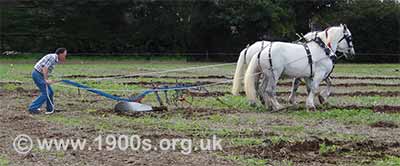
[55,48,67,63]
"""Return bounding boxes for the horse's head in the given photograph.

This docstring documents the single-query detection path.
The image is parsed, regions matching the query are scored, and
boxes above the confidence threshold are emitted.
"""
[337,24,355,59]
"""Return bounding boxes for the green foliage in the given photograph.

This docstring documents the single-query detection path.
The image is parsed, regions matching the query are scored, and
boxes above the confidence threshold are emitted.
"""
[44,114,84,127]
[319,143,337,156]
[230,137,264,146]
[3,0,397,63]
[224,155,268,166]
[291,109,400,125]
[2,84,20,91]
[271,125,304,133]
[267,135,294,145]
[321,0,400,62]
[375,156,400,166]
[0,155,10,166]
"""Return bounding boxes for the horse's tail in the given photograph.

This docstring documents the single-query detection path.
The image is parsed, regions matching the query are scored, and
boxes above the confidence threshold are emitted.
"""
[244,55,260,103]
[231,48,247,95]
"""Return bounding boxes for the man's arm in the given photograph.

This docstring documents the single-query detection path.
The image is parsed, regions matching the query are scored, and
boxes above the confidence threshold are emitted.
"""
[42,67,54,84]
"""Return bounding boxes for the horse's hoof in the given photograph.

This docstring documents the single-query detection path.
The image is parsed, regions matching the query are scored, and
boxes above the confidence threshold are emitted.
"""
[249,100,257,107]
[307,106,317,112]
[272,105,285,112]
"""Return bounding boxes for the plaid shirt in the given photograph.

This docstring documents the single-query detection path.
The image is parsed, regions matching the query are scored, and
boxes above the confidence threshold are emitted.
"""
[34,53,59,73]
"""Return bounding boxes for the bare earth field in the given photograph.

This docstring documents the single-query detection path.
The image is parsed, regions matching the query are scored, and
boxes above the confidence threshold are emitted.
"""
[0,59,400,166]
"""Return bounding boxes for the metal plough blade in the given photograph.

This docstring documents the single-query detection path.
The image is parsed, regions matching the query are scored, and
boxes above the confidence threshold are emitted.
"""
[114,102,153,112]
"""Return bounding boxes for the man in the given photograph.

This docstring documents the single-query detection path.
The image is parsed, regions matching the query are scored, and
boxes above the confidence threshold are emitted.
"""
[28,48,67,114]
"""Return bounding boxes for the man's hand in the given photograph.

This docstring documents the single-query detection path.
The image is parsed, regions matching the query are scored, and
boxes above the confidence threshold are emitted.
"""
[45,80,57,84]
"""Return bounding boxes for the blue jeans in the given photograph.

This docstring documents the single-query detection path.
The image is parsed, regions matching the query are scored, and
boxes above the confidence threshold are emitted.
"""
[28,69,54,113]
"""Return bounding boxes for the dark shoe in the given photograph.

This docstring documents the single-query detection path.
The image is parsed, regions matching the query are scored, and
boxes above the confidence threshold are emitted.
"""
[44,108,56,115]
[45,109,55,115]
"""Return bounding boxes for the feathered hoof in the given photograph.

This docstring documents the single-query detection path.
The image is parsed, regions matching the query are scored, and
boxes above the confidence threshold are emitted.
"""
[231,91,240,96]
[306,106,317,112]
[248,100,258,107]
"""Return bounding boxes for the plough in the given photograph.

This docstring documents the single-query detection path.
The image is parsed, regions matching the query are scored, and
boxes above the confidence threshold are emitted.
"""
[60,79,210,112]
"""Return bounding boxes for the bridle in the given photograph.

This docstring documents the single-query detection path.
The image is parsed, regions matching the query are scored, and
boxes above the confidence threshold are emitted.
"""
[324,25,353,51]
[324,25,354,79]
[338,25,353,50]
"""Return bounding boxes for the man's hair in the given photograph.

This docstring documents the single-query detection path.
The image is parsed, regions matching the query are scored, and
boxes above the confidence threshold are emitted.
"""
[55,48,67,55]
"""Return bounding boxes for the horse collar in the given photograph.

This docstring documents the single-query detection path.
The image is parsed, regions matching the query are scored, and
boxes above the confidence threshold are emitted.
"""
[324,27,331,38]
[324,27,332,48]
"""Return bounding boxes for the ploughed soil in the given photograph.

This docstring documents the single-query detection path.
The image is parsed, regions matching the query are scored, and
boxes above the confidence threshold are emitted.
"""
[120,80,400,88]
[1,82,400,165]
[226,138,400,165]
[61,74,400,80]
[0,90,236,166]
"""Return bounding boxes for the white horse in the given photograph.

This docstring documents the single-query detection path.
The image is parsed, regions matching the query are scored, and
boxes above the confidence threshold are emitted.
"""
[244,24,355,111]
[231,31,333,105]
[231,32,318,96]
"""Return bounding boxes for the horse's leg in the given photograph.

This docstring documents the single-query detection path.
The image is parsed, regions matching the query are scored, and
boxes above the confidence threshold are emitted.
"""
[260,75,272,109]
[259,73,273,106]
[266,71,283,111]
[255,73,264,104]
[288,78,301,105]
[318,77,332,104]
[306,73,324,111]
[305,78,312,94]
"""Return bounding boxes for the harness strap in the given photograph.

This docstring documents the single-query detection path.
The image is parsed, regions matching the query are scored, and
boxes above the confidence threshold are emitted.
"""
[257,41,265,72]
[338,36,345,43]
[267,42,276,81]
[312,35,337,81]
[268,42,273,71]
[302,44,313,79]
[326,64,335,80]
[313,37,331,56]
[313,36,338,64]
[257,41,264,60]
[243,44,250,64]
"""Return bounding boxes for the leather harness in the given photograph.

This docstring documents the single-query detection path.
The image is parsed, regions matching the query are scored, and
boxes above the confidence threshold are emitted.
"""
[257,41,265,60]
[251,27,347,80]
[302,44,314,79]
[257,41,266,71]
[243,44,250,64]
